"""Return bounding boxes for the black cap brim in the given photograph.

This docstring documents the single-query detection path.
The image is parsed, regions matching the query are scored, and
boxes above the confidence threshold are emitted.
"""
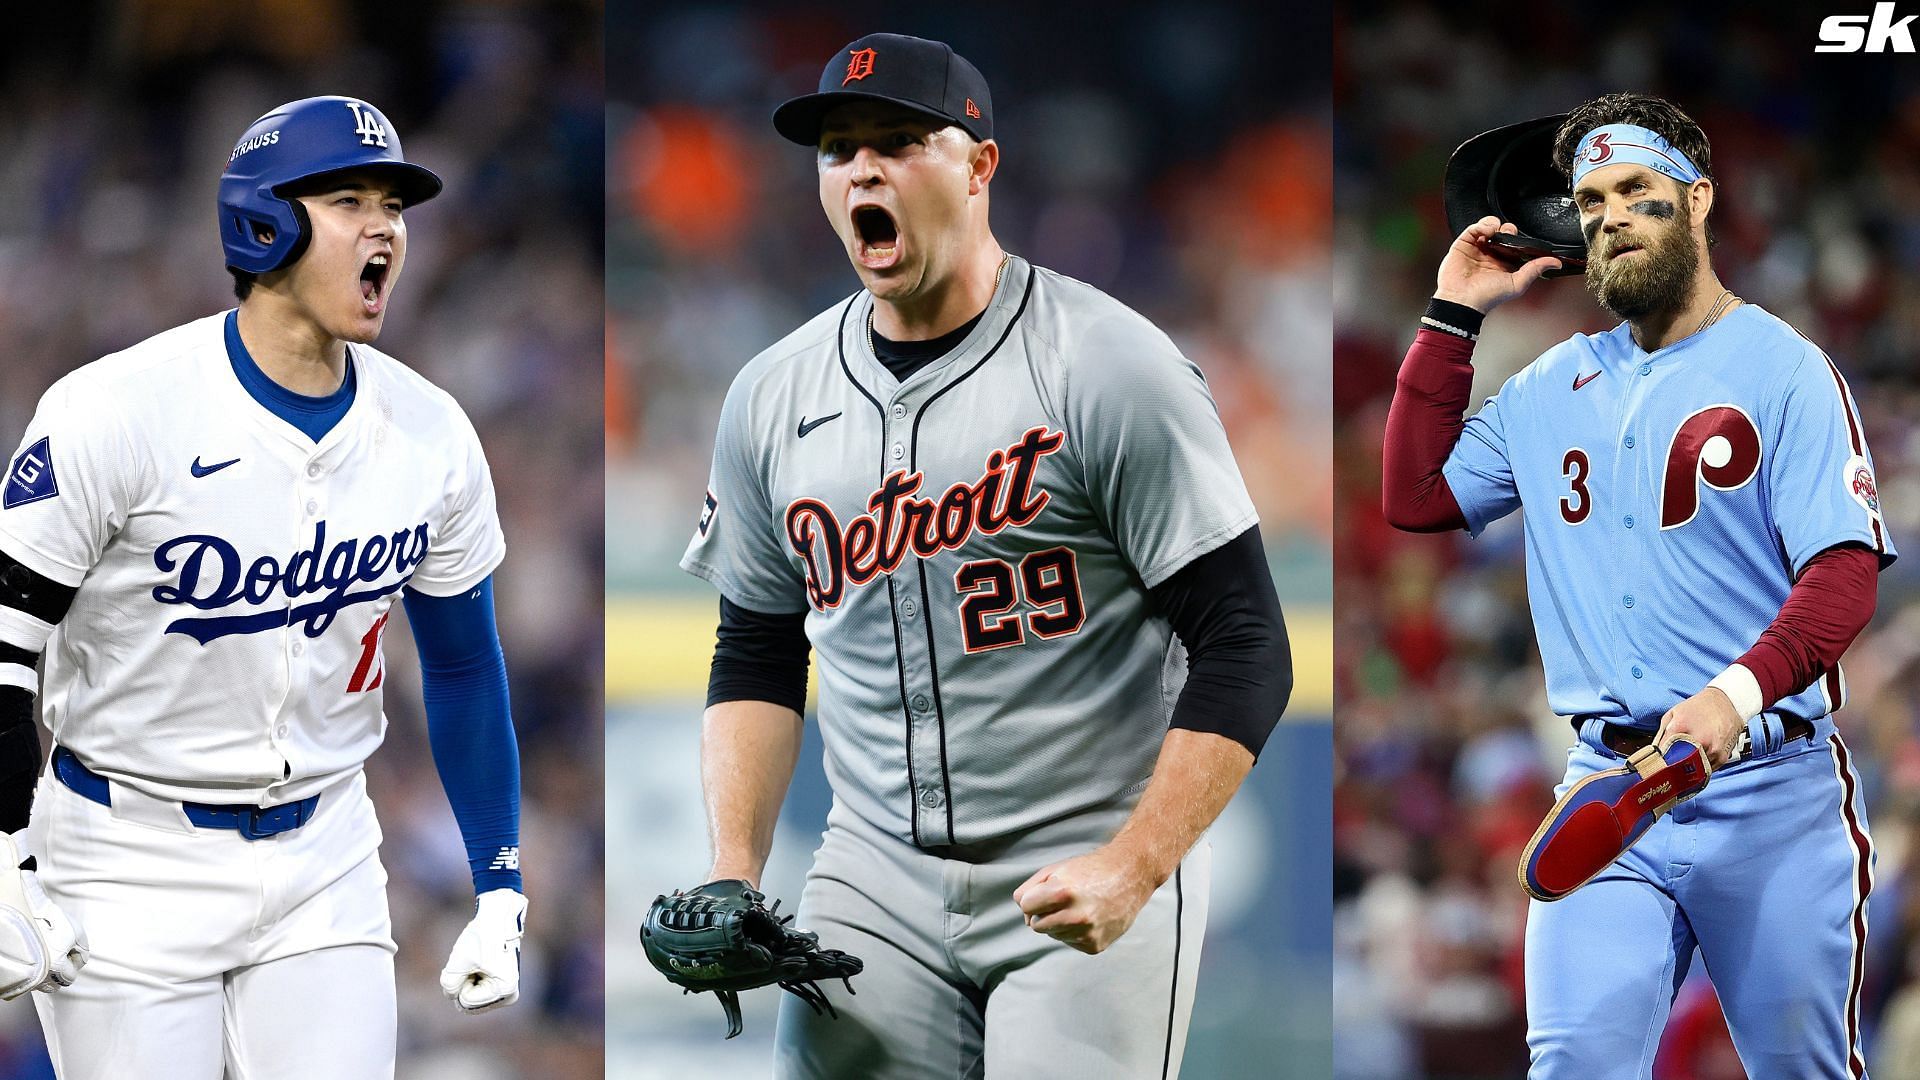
[773,90,985,147]
[1443,113,1584,276]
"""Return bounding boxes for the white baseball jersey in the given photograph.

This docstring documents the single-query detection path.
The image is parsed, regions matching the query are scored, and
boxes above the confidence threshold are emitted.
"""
[683,257,1258,847]
[0,311,505,805]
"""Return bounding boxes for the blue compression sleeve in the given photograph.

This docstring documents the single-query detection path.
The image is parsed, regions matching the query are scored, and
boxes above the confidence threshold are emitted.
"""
[403,577,522,894]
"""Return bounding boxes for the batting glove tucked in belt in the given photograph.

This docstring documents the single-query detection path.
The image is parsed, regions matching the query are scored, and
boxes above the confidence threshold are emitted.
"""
[439,888,526,1013]
[0,832,87,1000]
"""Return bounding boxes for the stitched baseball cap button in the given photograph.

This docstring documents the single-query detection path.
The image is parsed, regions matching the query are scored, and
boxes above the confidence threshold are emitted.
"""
[773,33,993,146]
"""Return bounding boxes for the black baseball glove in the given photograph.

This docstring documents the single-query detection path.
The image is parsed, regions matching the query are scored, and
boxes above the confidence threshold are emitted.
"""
[641,879,863,1039]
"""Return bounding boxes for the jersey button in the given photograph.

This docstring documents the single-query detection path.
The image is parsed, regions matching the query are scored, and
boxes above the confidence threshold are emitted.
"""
[292,641,304,656]
[275,724,290,738]
[1623,515,1635,529]
[919,789,943,809]
[891,404,906,419]
[901,599,917,617]
[1624,436,1635,449]
[305,464,321,478]
[891,444,904,461]
[911,693,930,712]
[1623,595,1635,608]
[1639,363,1652,376]
[305,500,318,515]
[1631,666,1644,679]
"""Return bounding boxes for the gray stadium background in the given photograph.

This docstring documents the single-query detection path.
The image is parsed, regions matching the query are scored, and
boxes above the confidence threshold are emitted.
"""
[605,3,1333,1078]
[0,3,604,1076]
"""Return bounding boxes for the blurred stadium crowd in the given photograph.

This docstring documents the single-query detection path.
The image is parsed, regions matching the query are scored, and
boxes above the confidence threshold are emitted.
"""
[1333,3,1920,1078]
[0,3,604,1076]
[606,4,1332,1077]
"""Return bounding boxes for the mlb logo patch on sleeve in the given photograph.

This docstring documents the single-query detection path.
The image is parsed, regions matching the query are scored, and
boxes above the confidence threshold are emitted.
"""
[4,437,58,509]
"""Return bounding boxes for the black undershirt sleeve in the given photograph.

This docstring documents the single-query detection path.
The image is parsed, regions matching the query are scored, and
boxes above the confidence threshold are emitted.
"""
[1149,524,1292,759]
[705,597,811,714]
[0,550,77,834]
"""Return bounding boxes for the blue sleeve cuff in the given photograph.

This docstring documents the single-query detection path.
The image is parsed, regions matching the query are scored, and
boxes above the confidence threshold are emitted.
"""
[403,576,522,895]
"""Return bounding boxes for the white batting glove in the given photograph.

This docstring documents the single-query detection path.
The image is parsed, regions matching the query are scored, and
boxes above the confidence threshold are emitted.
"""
[439,888,526,1014]
[0,832,86,1000]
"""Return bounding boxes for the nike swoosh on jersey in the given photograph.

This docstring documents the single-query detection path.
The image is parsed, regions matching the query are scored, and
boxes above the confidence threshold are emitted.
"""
[190,456,241,477]
[797,413,843,438]
[1572,371,1602,391]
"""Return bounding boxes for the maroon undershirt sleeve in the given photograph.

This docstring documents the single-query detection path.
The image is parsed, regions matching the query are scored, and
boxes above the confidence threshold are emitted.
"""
[1381,313,1479,532]
[1735,544,1879,708]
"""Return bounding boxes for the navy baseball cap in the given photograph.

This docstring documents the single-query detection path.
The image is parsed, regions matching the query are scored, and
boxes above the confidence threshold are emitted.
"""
[773,33,993,146]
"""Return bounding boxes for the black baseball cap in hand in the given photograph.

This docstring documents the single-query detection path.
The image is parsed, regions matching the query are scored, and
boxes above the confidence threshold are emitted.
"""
[773,33,993,146]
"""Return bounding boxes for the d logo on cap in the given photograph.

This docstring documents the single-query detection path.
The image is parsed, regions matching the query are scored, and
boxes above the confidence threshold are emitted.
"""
[843,48,877,84]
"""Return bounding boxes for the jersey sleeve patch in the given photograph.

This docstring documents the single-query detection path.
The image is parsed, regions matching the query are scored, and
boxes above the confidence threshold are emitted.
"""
[698,490,718,537]
[3,438,58,509]
[1845,455,1881,517]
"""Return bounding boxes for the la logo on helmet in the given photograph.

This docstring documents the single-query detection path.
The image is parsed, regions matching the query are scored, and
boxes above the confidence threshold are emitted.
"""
[345,101,388,148]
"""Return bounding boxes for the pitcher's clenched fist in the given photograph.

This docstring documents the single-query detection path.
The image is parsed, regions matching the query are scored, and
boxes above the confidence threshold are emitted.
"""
[1014,846,1159,956]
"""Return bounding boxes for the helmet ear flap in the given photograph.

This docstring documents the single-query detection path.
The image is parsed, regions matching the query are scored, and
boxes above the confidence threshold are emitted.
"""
[277,199,313,272]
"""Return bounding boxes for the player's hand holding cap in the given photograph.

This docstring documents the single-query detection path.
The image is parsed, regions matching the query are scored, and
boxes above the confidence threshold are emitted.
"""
[439,888,526,1013]
[0,832,87,999]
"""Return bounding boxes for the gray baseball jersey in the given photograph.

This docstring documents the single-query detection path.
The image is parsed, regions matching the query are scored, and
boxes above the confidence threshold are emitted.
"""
[682,256,1257,848]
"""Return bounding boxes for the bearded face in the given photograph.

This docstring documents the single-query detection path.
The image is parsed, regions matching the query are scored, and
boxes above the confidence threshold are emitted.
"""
[1583,200,1699,321]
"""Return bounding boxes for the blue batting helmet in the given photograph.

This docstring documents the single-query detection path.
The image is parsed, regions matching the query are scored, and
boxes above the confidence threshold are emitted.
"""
[217,96,443,275]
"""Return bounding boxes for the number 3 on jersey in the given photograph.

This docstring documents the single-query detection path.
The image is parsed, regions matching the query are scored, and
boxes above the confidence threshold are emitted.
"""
[955,547,1085,653]
[1560,448,1591,525]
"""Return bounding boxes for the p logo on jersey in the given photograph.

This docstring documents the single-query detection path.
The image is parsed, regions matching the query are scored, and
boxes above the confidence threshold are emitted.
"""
[3,438,58,510]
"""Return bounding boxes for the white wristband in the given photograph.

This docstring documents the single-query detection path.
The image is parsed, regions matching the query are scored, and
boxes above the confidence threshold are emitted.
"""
[0,664,34,694]
[1707,664,1764,723]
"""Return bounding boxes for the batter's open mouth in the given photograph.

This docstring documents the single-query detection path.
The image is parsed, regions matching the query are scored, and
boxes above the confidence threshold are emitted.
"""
[359,254,390,312]
[852,205,899,268]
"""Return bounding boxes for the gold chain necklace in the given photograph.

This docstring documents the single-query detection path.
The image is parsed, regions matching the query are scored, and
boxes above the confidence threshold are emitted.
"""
[869,254,1010,355]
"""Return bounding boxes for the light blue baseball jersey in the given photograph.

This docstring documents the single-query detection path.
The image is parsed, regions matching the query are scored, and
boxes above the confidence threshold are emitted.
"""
[1443,303,1894,729]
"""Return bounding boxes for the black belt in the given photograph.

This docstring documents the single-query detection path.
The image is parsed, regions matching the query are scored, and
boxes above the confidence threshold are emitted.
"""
[1599,717,1815,759]
[52,746,319,841]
